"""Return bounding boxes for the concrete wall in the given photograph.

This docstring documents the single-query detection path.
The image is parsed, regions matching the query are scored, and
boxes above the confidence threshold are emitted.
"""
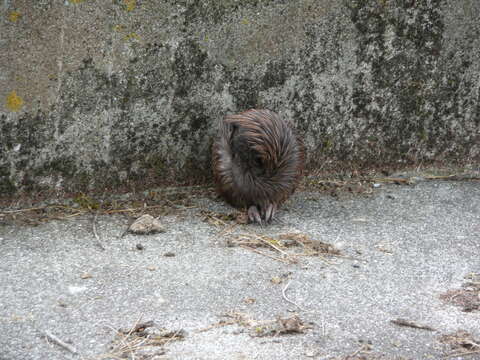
[1,0,479,195]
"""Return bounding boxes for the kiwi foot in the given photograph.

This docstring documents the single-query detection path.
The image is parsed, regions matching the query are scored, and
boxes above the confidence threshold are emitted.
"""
[247,203,277,225]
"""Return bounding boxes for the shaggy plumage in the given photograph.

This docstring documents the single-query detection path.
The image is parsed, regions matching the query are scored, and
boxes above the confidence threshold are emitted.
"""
[212,109,304,224]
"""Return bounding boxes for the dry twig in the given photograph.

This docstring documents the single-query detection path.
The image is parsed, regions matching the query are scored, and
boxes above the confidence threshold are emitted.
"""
[440,330,480,358]
[42,330,78,355]
[253,234,292,258]
[391,318,435,331]
[195,320,238,333]
[282,280,306,311]
[444,350,480,358]
[240,245,294,264]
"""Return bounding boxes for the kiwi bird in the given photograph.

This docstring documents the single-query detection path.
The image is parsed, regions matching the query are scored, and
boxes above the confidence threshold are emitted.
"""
[212,109,304,224]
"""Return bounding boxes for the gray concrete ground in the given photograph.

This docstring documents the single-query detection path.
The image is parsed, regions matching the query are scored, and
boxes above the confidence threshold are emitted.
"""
[0,180,479,360]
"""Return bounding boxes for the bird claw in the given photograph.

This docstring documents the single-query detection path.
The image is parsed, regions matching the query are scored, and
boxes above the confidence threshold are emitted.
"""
[248,203,277,225]
[248,206,263,225]
[264,203,277,223]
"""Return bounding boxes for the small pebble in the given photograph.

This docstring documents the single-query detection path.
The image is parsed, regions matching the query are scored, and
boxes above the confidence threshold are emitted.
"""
[136,243,145,250]
[164,252,175,257]
[270,277,282,284]
[129,214,166,235]
[352,264,360,268]
[68,286,87,294]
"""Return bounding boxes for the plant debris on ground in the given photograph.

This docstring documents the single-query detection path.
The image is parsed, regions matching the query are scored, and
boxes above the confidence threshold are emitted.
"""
[199,209,247,227]
[440,273,480,312]
[302,170,480,198]
[226,232,342,264]
[197,312,312,337]
[100,320,185,359]
[439,330,480,357]
[2,170,477,226]
[0,186,211,226]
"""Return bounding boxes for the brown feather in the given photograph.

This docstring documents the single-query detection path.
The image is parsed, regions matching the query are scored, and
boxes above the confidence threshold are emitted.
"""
[212,109,305,223]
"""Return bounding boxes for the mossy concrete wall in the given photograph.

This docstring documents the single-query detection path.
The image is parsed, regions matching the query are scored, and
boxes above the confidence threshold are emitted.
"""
[1,0,479,194]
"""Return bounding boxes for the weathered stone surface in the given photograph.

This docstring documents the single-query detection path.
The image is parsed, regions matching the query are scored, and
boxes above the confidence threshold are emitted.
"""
[1,0,479,195]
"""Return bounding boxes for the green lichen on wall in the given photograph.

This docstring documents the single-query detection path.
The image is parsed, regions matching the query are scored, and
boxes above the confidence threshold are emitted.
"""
[124,0,136,12]
[5,91,24,112]
[8,11,22,22]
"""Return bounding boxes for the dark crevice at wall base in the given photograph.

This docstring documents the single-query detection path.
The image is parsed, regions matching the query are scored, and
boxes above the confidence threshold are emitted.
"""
[1,161,477,206]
